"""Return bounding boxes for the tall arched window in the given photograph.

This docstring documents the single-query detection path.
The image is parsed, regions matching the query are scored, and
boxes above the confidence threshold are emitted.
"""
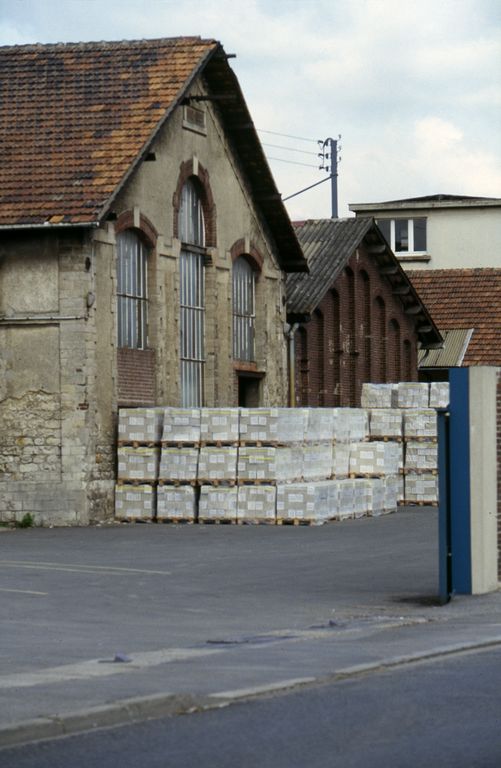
[232,256,256,362]
[179,179,206,406]
[117,230,148,349]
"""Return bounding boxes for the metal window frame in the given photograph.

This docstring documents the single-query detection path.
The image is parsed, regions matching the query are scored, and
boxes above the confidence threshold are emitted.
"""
[232,256,256,362]
[117,230,148,349]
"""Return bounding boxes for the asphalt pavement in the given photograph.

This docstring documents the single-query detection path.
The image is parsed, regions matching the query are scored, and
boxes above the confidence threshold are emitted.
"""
[1,508,500,748]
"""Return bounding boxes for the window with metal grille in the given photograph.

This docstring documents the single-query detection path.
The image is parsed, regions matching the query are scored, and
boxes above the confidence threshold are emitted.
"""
[117,230,148,349]
[179,180,205,407]
[232,257,256,362]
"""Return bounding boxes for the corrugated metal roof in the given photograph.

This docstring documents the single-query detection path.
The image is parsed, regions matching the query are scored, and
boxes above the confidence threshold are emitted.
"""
[418,328,474,368]
[287,218,373,314]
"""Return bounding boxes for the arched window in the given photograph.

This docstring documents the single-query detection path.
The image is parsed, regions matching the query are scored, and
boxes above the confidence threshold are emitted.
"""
[117,230,148,349]
[179,179,206,406]
[232,256,256,362]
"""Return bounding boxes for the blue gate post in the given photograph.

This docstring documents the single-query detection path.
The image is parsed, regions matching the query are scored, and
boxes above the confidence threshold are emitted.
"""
[444,367,499,595]
[448,368,472,594]
[437,408,452,603]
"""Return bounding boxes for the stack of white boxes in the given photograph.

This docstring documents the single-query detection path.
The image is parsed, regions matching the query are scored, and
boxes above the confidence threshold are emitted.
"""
[115,389,448,523]
[115,408,163,521]
[157,409,201,522]
[198,408,240,523]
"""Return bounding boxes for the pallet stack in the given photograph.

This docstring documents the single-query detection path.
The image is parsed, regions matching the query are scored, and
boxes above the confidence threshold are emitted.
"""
[115,394,448,524]
[362,382,449,507]
[115,409,164,521]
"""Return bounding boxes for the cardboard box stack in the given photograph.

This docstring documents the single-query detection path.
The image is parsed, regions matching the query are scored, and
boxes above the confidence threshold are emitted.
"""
[116,390,447,523]
[115,409,164,521]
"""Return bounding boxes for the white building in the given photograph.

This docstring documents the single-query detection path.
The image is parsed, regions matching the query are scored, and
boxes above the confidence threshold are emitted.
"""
[349,194,501,271]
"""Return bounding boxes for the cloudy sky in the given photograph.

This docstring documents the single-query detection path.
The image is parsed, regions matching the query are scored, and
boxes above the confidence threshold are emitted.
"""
[1,0,500,219]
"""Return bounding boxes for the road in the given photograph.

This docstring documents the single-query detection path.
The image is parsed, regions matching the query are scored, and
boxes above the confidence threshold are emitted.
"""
[2,645,501,767]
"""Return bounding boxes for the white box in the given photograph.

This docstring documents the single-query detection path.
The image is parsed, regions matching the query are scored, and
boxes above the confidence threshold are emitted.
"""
[115,484,155,520]
[238,446,302,483]
[239,408,306,445]
[392,383,429,409]
[237,485,276,522]
[353,479,371,518]
[198,447,237,483]
[156,485,196,521]
[336,479,356,520]
[302,444,333,481]
[404,410,437,440]
[276,482,316,521]
[118,408,164,444]
[367,478,386,516]
[332,408,369,443]
[332,443,350,478]
[117,447,159,481]
[200,408,240,444]
[384,475,405,510]
[162,408,201,443]
[199,485,238,521]
[158,447,199,482]
[404,473,438,504]
[349,442,401,477]
[429,382,450,409]
[361,383,396,409]
[369,409,403,440]
[304,409,335,442]
[405,441,438,472]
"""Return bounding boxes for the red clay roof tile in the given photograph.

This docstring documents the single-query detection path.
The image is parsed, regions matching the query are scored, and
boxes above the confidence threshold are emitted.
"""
[408,268,501,366]
[0,37,218,226]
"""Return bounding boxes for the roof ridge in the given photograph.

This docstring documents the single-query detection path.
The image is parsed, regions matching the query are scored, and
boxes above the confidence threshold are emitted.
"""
[0,36,217,52]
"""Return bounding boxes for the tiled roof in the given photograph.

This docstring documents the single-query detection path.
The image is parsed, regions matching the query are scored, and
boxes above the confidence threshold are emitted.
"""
[408,268,501,366]
[0,37,307,270]
[286,218,441,348]
[0,38,217,226]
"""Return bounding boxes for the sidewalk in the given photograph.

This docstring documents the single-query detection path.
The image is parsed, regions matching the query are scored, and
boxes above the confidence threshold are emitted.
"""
[1,508,500,747]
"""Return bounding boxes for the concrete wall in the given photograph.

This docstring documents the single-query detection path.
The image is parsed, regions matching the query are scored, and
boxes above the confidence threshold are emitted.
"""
[0,75,291,525]
[371,205,501,271]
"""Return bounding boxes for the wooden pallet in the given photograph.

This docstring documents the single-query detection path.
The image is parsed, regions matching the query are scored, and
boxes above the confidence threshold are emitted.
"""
[114,517,154,524]
[402,468,438,475]
[276,518,314,526]
[117,440,159,448]
[199,441,239,448]
[197,479,237,487]
[198,518,237,525]
[404,436,438,443]
[236,518,277,526]
[161,441,201,448]
[400,500,439,507]
[156,518,195,525]
[116,478,157,486]
[236,478,277,486]
[157,479,197,487]
[368,436,403,443]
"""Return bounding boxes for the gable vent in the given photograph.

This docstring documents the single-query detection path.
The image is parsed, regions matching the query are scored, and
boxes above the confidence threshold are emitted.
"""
[183,105,207,135]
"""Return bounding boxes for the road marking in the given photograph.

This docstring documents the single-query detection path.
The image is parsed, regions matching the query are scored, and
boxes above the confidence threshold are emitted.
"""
[210,677,317,699]
[0,587,48,596]
[0,647,223,689]
[0,560,171,576]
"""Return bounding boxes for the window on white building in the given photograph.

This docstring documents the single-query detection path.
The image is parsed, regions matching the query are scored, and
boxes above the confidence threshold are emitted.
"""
[376,217,427,255]
[233,256,256,362]
[117,230,148,349]
[179,179,206,407]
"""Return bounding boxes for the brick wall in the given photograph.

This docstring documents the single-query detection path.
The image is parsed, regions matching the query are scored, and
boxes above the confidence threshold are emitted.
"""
[117,348,156,406]
[294,244,419,407]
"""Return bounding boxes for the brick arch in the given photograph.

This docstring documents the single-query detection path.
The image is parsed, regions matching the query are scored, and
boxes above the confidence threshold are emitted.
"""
[172,159,217,247]
[115,210,158,249]
[229,239,264,272]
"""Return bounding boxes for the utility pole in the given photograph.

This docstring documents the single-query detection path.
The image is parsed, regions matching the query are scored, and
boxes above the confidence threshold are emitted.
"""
[318,136,341,218]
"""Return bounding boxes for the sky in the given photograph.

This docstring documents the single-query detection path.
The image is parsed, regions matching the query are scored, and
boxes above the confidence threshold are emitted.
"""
[1,0,500,219]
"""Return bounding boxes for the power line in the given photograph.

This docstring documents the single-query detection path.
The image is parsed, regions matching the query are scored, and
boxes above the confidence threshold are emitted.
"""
[266,156,319,169]
[257,128,319,144]
[261,142,319,158]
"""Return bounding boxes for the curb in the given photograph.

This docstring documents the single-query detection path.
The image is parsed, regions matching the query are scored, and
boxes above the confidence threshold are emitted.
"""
[2,636,501,750]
